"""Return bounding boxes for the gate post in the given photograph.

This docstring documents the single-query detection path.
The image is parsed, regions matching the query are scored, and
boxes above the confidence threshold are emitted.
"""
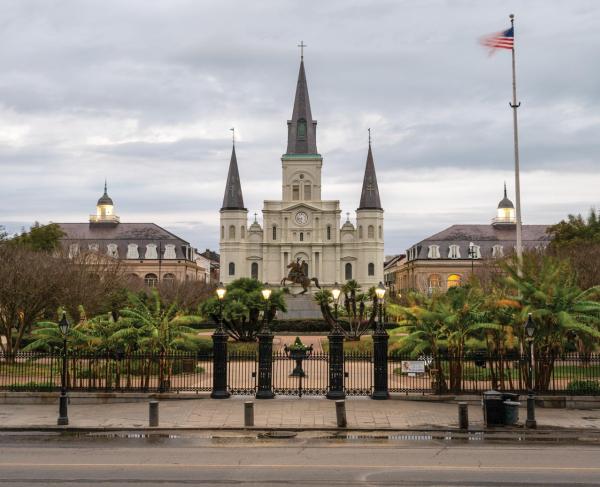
[372,289,389,400]
[326,325,345,400]
[211,326,230,399]
[256,329,275,399]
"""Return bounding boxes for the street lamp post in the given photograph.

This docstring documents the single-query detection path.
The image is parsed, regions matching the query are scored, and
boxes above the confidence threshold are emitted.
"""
[372,282,389,400]
[256,283,275,399]
[57,312,70,425]
[524,313,537,428]
[211,282,230,399]
[468,242,476,276]
[327,282,345,400]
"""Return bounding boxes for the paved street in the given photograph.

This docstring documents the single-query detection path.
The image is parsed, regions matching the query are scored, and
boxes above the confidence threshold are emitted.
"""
[2,397,600,430]
[0,431,599,486]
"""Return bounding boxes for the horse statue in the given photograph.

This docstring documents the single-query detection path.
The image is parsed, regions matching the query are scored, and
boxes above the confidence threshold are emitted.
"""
[280,259,321,295]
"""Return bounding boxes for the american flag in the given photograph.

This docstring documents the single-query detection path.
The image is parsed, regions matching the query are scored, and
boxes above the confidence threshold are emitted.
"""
[480,27,514,51]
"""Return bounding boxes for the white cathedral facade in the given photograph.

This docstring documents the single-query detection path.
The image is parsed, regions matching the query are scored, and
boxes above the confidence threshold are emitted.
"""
[219,57,384,288]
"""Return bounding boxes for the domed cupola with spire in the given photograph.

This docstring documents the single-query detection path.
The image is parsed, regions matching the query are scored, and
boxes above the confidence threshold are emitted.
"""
[90,180,119,226]
[492,183,516,228]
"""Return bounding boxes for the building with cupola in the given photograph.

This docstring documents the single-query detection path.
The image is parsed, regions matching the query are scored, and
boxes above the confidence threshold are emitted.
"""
[219,55,385,287]
[57,183,211,284]
[384,185,551,295]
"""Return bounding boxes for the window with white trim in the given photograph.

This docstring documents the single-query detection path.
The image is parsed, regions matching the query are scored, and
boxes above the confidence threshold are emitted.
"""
[127,243,139,259]
[492,244,504,258]
[427,245,440,259]
[448,245,461,259]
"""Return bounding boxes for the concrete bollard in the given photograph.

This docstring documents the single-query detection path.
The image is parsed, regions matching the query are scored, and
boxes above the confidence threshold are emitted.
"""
[335,400,347,428]
[244,401,254,427]
[458,402,469,430]
[149,400,159,427]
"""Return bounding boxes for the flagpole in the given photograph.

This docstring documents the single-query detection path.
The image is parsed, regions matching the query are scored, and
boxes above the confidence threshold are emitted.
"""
[509,13,523,274]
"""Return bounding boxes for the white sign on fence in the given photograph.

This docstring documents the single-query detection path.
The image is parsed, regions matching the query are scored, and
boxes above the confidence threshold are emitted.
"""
[401,360,426,376]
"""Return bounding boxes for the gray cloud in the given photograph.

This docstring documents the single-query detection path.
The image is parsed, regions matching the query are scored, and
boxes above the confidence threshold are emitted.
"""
[0,0,599,254]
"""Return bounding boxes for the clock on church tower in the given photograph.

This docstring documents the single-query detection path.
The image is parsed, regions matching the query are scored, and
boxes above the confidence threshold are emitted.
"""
[295,211,308,225]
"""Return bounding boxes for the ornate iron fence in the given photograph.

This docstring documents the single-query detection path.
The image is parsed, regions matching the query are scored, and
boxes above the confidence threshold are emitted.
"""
[1,351,599,396]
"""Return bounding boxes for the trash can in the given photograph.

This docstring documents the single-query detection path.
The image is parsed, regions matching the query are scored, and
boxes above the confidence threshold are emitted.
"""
[502,392,520,402]
[482,390,505,426]
[503,400,520,425]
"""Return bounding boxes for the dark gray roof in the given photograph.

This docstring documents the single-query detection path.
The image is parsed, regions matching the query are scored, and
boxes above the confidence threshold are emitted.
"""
[358,143,382,210]
[97,181,113,206]
[407,224,551,261]
[221,146,245,210]
[199,249,220,262]
[498,183,514,209]
[57,222,192,260]
[286,59,318,155]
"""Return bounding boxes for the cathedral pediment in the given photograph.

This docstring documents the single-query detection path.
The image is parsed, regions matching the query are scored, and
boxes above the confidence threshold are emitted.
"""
[282,203,321,213]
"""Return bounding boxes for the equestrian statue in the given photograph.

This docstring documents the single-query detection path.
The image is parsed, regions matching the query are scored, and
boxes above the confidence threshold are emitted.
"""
[280,258,321,295]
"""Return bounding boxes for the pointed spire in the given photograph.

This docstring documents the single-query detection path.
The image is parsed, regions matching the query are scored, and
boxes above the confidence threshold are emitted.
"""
[104,178,108,195]
[358,135,382,210]
[97,179,113,206]
[221,145,246,210]
[503,181,508,199]
[286,57,317,154]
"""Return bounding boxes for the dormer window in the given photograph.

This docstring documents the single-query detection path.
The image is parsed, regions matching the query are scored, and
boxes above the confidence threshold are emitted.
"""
[297,118,307,139]
[468,243,481,259]
[145,244,158,259]
[68,243,79,258]
[448,245,461,259]
[127,243,139,259]
[107,243,119,258]
[492,244,504,258]
[164,244,176,259]
[427,245,440,259]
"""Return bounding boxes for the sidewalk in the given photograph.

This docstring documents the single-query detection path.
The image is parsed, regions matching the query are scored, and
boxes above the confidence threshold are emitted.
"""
[1,397,599,431]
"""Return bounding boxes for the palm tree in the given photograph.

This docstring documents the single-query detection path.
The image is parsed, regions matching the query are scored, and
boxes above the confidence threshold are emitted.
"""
[503,253,600,390]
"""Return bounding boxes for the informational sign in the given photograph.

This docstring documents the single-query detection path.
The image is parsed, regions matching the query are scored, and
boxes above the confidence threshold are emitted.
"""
[401,361,426,376]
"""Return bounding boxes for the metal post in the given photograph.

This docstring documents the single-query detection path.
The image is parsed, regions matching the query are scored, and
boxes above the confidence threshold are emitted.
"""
[256,333,274,400]
[458,402,469,430]
[211,301,230,399]
[149,400,159,427]
[335,400,347,428]
[244,401,254,427]
[525,394,537,429]
[57,336,69,425]
[372,297,389,400]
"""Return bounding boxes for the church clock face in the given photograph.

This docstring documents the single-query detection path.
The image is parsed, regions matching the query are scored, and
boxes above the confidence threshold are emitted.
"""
[295,211,308,225]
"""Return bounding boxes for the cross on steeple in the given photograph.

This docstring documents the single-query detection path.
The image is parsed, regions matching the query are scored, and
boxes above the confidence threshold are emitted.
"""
[368,128,371,145]
[230,127,235,146]
[346,212,350,222]
[229,184,235,197]
[297,41,307,60]
[254,212,258,223]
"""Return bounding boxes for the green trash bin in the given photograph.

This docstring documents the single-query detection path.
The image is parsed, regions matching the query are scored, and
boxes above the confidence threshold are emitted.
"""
[503,400,520,425]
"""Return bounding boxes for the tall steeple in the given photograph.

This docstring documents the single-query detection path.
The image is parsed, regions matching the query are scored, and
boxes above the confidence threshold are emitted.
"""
[358,133,382,210]
[221,145,246,210]
[286,52,317,155]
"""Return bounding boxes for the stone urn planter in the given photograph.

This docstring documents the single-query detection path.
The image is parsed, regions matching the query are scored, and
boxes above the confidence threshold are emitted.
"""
[284,337,313,377]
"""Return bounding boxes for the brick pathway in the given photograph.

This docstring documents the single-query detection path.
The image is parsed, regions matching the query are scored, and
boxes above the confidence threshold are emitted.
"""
[1,398,599,430]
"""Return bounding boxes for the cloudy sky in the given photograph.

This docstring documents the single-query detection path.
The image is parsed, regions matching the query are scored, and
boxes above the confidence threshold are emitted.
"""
[1,0,599,255]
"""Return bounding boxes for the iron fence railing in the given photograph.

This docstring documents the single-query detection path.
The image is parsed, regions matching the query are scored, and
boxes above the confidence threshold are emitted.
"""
[1,351,599,395]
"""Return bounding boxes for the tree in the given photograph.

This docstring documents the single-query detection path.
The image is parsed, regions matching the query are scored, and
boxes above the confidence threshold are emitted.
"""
[341,280,376,340]
[548,209,600,247]
[503,253,600,390]
[201,278,286,342]
[9,222,64,251]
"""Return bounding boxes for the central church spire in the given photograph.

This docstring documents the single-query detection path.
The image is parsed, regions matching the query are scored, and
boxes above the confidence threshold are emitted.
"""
[286,54,318,155]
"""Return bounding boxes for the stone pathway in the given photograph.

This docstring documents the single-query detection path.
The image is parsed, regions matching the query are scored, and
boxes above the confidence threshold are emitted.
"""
[1,398,599,430]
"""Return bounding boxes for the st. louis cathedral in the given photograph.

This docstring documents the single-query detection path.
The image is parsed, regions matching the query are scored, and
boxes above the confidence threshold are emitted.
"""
[219,55,384,288]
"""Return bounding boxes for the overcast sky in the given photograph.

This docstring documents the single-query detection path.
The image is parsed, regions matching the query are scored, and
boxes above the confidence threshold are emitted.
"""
[1,0,599,255]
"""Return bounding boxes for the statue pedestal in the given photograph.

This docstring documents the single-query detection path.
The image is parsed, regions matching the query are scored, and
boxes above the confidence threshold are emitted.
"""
[279,293,323,320]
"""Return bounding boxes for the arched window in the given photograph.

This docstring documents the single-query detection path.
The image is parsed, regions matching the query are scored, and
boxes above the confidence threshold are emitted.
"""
[251,262,259,280]
[221,226,225,239]
[358,226,363,239]
[327,225,331,240]
[144,273,158,288]
[378,225,382,239]
[428,274,442,290]
[163,273,176,283]
[241,226,245,239]
[107,243,119,258]
[304,184,311,200]
[448,244,461,259]
[126,243,139,259]
[427,245,440,259]
[228,262,235,276]
[368,225,375,239]
[272,226,277,240]
[302,261,309,276]
[292,184,300,200]
[447,274,462,288]
[345,263,353,280]
[229,225,236,240]
[368,263,375,276]
[300,232,304,242]
[297,118,307,138]
[164,244,176,259]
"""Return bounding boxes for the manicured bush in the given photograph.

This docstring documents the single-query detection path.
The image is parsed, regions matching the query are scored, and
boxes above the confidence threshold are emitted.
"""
[566,380,600,394]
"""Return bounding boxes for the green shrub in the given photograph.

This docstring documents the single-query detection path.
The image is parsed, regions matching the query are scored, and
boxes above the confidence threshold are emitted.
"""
[566,380,600,394]
[7,381,56,391]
